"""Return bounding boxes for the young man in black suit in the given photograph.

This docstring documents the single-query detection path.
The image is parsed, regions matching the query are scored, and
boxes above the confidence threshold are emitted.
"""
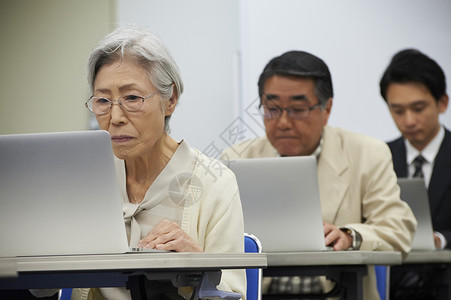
[380,48,450,300]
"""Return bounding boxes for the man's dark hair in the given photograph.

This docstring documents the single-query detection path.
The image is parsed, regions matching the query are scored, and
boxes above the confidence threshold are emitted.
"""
[258,50,333,106]
[380,49,447,102]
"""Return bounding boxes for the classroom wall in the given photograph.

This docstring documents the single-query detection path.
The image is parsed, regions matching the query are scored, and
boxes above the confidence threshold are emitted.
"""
[2,1,450,151]
[116,0,241,154]
[239,0,451,143]
[117,0,451,152]
[241,0,451,140]
[0,0,116,135]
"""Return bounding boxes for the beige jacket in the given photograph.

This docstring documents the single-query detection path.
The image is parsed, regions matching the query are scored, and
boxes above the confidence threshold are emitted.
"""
[221,125,417,300]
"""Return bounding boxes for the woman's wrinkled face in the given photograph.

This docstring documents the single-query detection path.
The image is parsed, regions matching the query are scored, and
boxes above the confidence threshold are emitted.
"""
[93,59,175,160]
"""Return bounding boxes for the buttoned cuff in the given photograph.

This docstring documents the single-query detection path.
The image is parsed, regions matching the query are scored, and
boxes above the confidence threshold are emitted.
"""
[434,231,447,249]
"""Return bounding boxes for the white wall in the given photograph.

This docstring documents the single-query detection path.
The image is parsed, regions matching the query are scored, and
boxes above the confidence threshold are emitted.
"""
[117,0,241,154]
[3,1,449,147]
[117,0,451,152]
[240,0,451,142]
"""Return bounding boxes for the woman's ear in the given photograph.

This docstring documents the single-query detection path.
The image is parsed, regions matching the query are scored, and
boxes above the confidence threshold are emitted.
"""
[165,84,178,116]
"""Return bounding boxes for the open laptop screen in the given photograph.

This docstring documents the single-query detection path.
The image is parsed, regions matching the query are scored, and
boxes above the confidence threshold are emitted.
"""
[224,156,326,252]
[0,130,129,257]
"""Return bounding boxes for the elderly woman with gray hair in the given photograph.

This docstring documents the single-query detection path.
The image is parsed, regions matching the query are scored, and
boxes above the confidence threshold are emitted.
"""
[33,25,246,300]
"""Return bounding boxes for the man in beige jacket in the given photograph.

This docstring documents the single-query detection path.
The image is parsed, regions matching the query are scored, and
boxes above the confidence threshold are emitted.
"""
[222,50,417,300]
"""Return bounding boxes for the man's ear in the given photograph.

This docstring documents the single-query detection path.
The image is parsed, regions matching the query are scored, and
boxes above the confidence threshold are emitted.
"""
[322,98,333,126]
[438,94,449,113]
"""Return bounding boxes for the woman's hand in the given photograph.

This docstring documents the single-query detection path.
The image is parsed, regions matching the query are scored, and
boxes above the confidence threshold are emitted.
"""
[137,219,203,252]
[323,221,352,251]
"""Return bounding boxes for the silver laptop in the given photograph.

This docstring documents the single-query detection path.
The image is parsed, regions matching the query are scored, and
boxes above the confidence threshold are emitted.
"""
[224,156,326,252]
[0,130,160,257]
[398,178,435,250]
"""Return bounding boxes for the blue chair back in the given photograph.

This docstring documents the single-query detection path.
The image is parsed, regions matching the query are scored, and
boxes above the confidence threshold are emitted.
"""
[375,265,388,300]
[59,288,72,300]
[244,233,262,300]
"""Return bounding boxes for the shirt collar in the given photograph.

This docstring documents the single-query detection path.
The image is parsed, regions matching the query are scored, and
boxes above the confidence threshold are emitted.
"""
[311,135,323,160]
[405,126,445,165]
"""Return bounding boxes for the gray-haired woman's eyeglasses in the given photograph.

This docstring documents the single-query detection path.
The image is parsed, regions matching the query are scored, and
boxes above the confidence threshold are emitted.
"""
[85,90,159,115]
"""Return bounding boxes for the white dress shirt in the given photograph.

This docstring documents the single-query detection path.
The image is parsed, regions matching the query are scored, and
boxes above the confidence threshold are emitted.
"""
[405,126,446,249]
[405,126,445,188]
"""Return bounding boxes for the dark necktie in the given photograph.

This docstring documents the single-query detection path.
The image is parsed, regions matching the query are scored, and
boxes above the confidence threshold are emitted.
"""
[413,155,426,178]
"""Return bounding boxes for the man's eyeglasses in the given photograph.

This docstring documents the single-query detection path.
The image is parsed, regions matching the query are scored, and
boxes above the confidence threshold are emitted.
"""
[259,102,322,120]
[85,90,159,115]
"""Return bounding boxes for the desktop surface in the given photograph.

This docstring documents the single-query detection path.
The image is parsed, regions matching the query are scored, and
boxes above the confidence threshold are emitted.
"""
[0,252,267,292]
[265,251,402,266]
[8,252,267,274]
[403,249,451,263]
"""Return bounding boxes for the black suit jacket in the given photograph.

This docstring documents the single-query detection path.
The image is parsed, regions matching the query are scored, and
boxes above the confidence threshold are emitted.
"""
[388,127,451,249]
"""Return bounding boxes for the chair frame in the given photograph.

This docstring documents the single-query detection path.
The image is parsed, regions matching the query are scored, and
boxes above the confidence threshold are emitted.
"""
[244,233,263,300]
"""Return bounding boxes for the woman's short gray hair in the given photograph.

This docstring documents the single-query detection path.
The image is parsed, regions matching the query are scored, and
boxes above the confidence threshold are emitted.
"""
[88,25,184,132]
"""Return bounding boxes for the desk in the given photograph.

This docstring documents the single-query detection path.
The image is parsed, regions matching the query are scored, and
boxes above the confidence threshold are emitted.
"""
[263,251,402,300]
[0,258,16,278]
[403,249,451,263]
[391,249,451,300]
[0,252,267,299]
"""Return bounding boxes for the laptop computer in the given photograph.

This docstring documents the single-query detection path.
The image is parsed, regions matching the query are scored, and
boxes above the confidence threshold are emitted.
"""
[0,130,162,257]
[224,156,327,252]
[397,178,435,250]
